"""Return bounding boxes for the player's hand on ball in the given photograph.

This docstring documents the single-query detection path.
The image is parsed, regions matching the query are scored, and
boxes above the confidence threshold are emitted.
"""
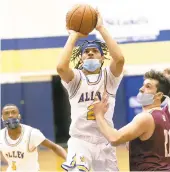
[92,92,109,118]
[67,29,88,38]
[95,9,104,31]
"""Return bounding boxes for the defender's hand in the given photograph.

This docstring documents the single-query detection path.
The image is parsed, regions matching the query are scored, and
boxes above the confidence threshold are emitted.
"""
[92,92,109,118]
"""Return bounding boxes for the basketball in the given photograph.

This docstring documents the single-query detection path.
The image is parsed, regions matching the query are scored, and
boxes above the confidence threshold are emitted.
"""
[66,4,97,35]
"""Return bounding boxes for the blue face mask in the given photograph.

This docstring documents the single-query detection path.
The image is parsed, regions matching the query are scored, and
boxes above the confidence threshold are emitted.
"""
[82,59,101,72]
[137,92,155,106]
[3,118,20,129]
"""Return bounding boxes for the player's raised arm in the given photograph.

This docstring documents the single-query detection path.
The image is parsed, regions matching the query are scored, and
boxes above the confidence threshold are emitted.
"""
[56,31,87,83]
[95,10,125,77]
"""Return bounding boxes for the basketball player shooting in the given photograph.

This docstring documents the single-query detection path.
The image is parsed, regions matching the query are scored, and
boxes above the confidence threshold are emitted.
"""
[93,70,170,171]
[0,104,67,172]
[57,6,124,172]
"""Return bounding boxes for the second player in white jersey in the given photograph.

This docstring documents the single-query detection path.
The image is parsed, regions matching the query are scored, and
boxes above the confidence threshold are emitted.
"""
[57,10,124,171]
[0,124,45,172]
[0,104,67,172]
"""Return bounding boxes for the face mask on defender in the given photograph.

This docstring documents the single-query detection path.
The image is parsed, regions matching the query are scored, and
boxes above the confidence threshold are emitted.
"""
[3,118,20,129]
[137,92,155,106]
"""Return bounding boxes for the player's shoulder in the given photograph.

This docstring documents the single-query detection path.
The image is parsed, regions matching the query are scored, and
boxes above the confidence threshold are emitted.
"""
[102,66,124,78]
[136,111,153,118]
[21,124,33,131]
[29,126,43,136]
[22,124,40,136]
[22,125,44,139]
[22,124,40,132]
[134,111,154,124]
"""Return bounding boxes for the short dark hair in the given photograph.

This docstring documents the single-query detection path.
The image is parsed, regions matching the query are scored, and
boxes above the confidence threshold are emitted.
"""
[2,104,19,112]
[144,70,170,102]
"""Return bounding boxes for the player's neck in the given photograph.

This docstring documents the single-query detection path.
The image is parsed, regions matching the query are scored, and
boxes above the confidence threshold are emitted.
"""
[7,125,22,140]
[142,104,161,111]
[82,68,101,75]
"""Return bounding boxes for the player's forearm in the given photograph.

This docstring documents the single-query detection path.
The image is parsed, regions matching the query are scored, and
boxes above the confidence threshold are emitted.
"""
[96,115,120,146]
[57,34,78,71]
[52,144,67,160]
[41,139,67,159]
[97,26,124,63]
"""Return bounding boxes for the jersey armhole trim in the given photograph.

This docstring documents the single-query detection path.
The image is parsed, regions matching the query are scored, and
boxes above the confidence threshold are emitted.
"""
[104,68,116,97]
[27,128,35,152]
[70,70,82,99]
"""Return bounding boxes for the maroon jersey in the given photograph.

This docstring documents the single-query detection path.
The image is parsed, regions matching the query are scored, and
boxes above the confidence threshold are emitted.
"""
[163,105,170,121]
[129,109,170,171]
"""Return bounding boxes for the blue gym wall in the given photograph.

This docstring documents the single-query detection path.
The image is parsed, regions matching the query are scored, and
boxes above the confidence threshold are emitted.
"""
[1,75,144,141]
[1,82,55,141]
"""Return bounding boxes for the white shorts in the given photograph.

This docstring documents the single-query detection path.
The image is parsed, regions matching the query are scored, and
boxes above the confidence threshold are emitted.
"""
[61,136,119,171]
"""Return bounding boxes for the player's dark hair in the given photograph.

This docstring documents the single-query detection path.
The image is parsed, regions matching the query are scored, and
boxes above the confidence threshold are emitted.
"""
[144,70,170,102]
[3,104,17,107]
[2,104,19,112]
[71,40,109,69]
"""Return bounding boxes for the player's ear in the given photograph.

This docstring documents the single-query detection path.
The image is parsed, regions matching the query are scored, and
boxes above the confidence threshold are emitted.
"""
[18,114,21,120]
[156,92,163,100]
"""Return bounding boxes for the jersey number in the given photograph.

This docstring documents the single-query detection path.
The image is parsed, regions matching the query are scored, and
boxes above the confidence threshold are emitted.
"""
[12,161,17,170]
[87,105,96,120]
[87,92,101,120]
[164,129,170,157]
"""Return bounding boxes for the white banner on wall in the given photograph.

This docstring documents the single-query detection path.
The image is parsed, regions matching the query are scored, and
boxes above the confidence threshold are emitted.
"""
[95,0,169,42]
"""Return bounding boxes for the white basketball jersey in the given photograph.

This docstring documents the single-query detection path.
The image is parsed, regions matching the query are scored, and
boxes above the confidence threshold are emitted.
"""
[62,67,123,143]
[0,124,46,172]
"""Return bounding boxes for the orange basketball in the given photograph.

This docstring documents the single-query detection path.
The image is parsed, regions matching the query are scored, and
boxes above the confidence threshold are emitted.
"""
[66,4,97,35]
